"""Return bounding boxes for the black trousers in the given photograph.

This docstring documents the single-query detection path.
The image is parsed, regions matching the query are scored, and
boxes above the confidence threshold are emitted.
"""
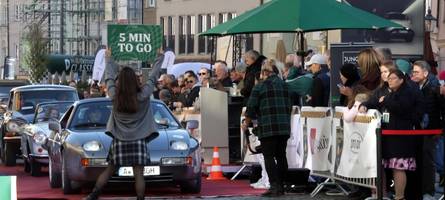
[260,135,289,190]
[422,136,436,195]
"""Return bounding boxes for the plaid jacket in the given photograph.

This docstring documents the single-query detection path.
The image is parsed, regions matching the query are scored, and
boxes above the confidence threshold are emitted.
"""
[246,75,292,139]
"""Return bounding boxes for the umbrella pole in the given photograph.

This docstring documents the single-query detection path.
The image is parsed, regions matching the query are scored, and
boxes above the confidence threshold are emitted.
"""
[300,32,305,68]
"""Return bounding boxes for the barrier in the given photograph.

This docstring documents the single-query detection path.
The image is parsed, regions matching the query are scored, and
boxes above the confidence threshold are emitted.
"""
[236,105,443,199]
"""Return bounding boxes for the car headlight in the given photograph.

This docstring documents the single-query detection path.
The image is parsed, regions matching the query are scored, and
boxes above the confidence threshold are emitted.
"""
[6,121,20,133]
[83,141,102,151]
[33,131,48,145]
[171,141,188,150]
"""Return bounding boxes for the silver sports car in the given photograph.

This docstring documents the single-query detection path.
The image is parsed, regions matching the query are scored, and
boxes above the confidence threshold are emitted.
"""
[46,98,201,194]
[20,101,73,176]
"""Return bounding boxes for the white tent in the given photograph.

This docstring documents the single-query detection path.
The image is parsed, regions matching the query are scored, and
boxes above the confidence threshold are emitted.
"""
[167,62,212,78]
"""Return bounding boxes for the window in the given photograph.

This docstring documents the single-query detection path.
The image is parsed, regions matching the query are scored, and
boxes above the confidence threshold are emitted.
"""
[146,0,156,8]
[198,15,206,53]
[167,16,175,51]
[179,16,186,54]
[187,16,195,54]
[160,17,166,49]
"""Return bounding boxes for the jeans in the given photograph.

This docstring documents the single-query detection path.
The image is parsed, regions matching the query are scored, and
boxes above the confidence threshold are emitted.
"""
[260,135,289,190]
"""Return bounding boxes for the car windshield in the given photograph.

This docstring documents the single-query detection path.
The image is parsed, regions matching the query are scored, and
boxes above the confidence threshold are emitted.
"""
[34,102,73,123]
[14,90,78,115]
[70,102,112,130]
[152,102,180,129]
[69,101,179,131]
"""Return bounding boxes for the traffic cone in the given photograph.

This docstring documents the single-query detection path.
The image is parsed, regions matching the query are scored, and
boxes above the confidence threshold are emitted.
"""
[207,147,227,180]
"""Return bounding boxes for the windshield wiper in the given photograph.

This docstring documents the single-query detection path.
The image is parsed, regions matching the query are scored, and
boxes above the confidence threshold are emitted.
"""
[74,122,107,128]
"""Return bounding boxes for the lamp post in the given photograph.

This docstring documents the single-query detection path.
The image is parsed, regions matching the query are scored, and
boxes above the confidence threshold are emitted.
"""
[424,7,437,73]
[424,7,437,32]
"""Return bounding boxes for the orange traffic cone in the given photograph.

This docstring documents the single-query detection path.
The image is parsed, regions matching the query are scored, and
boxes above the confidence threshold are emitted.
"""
[207,146,227,180]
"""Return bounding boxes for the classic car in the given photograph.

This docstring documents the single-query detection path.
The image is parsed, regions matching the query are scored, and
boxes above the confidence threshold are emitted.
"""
[0,85,79,166]
[20,101,73,176]
[46,98,201,194]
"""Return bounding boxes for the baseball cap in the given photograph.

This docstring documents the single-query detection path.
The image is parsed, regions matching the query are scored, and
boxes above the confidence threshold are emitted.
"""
[305,54,327,67]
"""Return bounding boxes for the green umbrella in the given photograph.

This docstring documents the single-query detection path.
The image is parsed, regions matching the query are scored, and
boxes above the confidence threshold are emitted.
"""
[201,0,402,36]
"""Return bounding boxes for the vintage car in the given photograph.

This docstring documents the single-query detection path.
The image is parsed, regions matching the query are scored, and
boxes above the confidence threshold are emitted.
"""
[0,85,79,166]
[20,101,73,176]
[46,98,201,194]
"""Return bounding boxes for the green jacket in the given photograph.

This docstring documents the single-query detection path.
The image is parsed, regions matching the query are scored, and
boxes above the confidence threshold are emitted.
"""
[286,73,313,103]
[246,75,292,139]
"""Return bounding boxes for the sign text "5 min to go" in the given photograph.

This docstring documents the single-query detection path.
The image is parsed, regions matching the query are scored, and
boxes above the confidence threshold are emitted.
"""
[108,25,162,61]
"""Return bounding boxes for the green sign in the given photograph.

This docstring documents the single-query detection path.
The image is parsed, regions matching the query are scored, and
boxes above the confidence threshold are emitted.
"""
[108,25,163,61]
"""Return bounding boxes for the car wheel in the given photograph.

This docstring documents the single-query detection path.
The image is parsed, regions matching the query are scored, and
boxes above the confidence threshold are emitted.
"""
[405,36,414,42]
[4,142,16,166]
[62,155,80,194]
[49,158,61,188]
[30,159,42,176]
[180,174,202,194]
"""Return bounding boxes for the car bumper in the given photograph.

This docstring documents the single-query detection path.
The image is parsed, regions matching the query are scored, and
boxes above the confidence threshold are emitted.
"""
[70,164,200,183]
[29,154,48,165]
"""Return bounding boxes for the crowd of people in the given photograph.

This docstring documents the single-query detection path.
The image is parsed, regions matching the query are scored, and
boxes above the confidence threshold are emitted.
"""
[59,47,444,199]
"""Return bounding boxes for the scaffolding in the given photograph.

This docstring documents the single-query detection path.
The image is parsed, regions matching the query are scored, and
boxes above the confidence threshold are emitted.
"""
[24,0,105,56]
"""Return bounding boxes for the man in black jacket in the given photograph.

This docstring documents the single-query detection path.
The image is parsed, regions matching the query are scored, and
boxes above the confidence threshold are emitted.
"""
[411,60,444,198]
[240,50,266,103]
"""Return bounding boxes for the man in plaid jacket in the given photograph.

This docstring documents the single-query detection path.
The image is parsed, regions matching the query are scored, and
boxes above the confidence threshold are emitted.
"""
[244,59,292,197]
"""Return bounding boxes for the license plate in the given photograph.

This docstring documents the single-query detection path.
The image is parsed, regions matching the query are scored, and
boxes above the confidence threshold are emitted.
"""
[398,30,408,33]
[118,166,160,176]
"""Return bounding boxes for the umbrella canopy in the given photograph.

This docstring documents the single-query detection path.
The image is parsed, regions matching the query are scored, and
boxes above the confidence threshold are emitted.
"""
[201,0,402,36]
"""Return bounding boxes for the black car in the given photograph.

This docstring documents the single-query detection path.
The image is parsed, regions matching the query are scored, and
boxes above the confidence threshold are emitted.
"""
[0,85,79,166]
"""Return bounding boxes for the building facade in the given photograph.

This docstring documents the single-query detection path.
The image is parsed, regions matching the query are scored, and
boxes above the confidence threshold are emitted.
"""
[431,0,445,72]
[155,0,262,64]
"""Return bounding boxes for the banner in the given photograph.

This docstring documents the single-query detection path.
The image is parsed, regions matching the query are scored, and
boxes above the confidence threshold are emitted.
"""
[108,25,163,61]
[287,106,304,168]
[336,109,380,178]
[301,107,332,171]
[92,49,106,82]
[0,176,17,200]
[331,106,347,174]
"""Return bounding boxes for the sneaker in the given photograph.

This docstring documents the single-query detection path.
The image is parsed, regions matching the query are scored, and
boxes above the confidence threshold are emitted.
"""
[253,182,270,189]
[325,188,347,196]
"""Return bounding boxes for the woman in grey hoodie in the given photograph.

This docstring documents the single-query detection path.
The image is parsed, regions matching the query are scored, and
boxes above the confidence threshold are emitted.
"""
[86,49,164,200]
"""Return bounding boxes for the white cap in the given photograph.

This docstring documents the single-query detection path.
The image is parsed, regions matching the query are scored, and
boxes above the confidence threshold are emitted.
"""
[305,54,327,67]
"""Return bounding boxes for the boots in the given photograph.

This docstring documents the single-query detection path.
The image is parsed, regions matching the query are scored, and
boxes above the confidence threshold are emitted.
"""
[136,196,145,200]
[85,187,102,200]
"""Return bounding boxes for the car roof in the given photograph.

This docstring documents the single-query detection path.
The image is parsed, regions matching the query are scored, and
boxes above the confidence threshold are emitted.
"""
[11,84,76,92]
[74,97,163,106]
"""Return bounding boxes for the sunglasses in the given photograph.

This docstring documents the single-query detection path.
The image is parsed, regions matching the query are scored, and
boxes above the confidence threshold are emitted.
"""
[184,79,194,83]
[198,72,207,76]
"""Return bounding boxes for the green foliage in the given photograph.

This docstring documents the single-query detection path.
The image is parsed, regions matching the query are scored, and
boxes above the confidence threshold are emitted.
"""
[23,23,49,83]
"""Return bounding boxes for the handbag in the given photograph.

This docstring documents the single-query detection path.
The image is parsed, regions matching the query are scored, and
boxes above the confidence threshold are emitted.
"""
[245,127,262,154]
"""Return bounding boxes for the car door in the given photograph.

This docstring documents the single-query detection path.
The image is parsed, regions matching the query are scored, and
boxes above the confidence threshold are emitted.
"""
[48,105,73,163]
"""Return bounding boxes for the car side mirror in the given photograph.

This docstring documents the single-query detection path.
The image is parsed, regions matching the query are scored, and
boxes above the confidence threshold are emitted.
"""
[186,120,199,129]
[48,120,61,133]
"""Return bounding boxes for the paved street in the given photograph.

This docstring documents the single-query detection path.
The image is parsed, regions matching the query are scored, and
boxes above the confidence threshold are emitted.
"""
[0,160,355,200]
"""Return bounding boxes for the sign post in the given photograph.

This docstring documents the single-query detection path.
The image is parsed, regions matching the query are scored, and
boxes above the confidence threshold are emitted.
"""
[107,25,163,61]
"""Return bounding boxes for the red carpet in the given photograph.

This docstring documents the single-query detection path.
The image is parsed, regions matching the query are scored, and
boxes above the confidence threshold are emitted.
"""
[0,163,265,199]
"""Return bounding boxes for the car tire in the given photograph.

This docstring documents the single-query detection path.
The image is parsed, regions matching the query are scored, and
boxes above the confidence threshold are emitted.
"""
[405,36,414,42]
[180,174,202,194]
[30,159,42,176]
[49,158,62,188]
[62,154,80,194]
[4,142,16,166]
